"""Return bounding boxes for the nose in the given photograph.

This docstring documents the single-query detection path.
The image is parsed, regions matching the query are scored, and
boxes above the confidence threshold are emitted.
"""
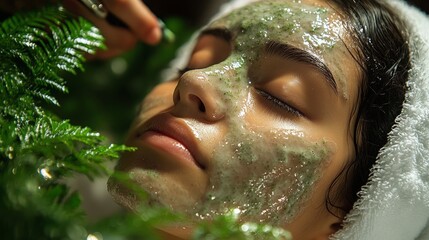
[172,70,225,122]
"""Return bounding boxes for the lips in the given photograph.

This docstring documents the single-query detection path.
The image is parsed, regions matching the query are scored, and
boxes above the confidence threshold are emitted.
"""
[134,113,206,169]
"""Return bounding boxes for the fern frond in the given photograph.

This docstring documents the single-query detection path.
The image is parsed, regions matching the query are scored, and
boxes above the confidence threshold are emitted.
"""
[0,6,105,107]
[36,76,68,93]
[0,62,26,97]
[64,144,134,179]
[23,117,103,149]
[77,144,133,163]
[0,6,65,35]
[11,117,134,179]
[0,5,141,240]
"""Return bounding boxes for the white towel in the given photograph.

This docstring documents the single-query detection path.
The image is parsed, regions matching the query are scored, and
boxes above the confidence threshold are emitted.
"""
[161,1,429,239]
[332,1,429,239]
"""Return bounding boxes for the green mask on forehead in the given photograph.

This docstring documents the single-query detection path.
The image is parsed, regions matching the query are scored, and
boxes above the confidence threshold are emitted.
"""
[210,0,342,62]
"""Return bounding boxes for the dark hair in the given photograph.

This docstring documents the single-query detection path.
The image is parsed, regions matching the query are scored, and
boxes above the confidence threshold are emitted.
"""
[326,0,411,215]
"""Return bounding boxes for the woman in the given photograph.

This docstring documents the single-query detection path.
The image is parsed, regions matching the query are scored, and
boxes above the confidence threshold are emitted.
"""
[105,0,429,239]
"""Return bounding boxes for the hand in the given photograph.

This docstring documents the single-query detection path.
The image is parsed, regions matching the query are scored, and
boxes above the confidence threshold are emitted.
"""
[63,0,162,59]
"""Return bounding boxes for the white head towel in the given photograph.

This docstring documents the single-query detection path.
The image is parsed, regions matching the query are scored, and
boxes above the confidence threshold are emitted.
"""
[161,1,429,239]
[331,1,429,239]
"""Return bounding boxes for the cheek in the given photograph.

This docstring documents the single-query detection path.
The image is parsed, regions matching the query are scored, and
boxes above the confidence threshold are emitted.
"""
[319,134,353,194]
[144,81,177,107]
[200,119,335,225]
[297,132,352,218]
[134,81,177,123]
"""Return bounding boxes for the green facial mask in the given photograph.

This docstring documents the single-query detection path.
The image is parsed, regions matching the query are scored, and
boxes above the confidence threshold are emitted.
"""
[182,0,340,224]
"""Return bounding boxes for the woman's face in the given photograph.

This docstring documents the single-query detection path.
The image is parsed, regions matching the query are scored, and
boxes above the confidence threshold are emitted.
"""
[109,0,360,237]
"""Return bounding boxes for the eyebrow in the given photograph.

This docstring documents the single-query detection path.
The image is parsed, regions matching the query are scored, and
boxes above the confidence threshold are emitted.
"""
[265,41,338,94]
[200,28,233,42]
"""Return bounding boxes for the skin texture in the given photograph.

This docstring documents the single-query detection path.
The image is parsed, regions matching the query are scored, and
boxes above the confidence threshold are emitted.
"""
[108,0,361,239]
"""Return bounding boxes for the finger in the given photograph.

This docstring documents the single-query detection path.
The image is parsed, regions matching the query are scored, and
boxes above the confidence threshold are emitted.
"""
[63,0,137,56]
[103,0,162,45]
[63,0,107,27]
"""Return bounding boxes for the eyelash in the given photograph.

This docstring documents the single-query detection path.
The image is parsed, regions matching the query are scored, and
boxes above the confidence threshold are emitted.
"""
[254,88,303,117]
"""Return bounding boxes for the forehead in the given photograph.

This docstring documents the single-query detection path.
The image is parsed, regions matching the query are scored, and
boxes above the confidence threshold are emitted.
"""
[211,0,343,51]
[208,0,359,100]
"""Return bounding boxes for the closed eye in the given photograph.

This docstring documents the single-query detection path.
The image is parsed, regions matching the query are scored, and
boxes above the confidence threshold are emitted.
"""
[254,88,303,118]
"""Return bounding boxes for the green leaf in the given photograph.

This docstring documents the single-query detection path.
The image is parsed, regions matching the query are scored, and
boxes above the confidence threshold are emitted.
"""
[0,6,105,108]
